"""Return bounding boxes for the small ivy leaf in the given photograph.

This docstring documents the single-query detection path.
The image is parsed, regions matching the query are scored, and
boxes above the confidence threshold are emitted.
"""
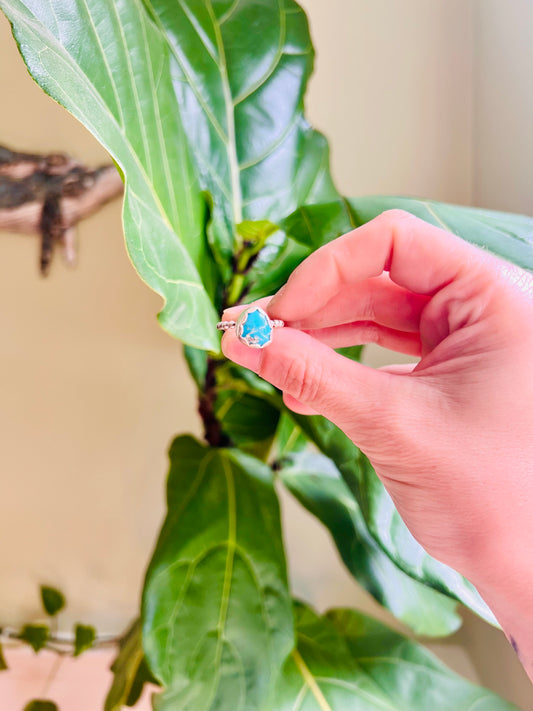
[19,624,49,653]
[73,624,96,657]
[23,701,59,711]
[0,642,7,671]
[40,586,65,617]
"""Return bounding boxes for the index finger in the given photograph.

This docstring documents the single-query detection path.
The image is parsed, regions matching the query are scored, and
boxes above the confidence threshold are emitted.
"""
[268,209,483,322]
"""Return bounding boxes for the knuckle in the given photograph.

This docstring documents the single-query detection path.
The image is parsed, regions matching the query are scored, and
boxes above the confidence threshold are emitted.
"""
[379,208,416,225]
[282,354,324,405]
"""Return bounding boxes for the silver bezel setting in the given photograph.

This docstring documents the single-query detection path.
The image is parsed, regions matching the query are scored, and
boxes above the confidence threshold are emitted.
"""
[236,306,273,349]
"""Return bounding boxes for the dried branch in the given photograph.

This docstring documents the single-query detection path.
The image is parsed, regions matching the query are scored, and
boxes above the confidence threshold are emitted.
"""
[0,144,124,274]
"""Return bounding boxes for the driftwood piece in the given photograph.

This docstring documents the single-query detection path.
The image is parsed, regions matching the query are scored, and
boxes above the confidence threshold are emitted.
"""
[0,144,124,274]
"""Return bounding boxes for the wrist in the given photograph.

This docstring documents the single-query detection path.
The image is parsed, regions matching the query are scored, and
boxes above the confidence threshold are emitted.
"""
[467,534,533,682]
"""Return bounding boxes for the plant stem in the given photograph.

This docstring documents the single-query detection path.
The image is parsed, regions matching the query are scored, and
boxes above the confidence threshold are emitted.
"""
[1,627,119,655]
[226,273,245,306]
[42,653,64,695]
[198,358,230,448]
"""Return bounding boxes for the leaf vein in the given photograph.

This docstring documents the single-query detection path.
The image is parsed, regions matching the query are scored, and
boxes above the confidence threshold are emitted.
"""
[232,1,286,107]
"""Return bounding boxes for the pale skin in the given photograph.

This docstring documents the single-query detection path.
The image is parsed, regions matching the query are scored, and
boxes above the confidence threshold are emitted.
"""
[221,209,533,682]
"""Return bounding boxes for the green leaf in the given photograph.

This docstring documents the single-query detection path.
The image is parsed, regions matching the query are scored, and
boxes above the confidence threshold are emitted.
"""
[348,196,533,271]
[215,390,280,457]
[216,362,283,405]
[140,0,339,270]
[335,344,364,362]
[183,345,209,390]
[236,220,279,247]
[214,361,282,457]
[23,702,58,711]
[73,624,96,657]
[19,624,49,653]
[274,603,519,710]
[40,586,65,617]
[1,0,220,350]
[282,198,355,250]
[0,642,7,671]
[279,451,461,636]
[143,435,293,711]
[273,413,308,459]
[292,414,498,627]
[125,657,159,708]
[2,0,341,349]
[247,237,311,301]
[105,619,159,711]
[283,196,533,272]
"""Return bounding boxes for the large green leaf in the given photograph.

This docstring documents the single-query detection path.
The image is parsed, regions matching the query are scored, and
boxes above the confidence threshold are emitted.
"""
[348,196,533,271]
[143,435,293,711]
[292,414,497,626]
[141,0,338,269]
[283,196,533,271]
[279,451,461,637]
[2,0,340,348]
[1,0,219,349]
[273,603,519,710]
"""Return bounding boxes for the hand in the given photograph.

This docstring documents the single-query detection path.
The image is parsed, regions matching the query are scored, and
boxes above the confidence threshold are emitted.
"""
[221,210,533,678]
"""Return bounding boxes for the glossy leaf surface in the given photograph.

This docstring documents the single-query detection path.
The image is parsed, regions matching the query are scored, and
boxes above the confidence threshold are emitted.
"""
[292,414,497,626]
[2,0,340,349]
[273,603,519,710]
[143,435,293,711]
[280,451,461,636]
[284,196,533,271]
[142,0,338,268]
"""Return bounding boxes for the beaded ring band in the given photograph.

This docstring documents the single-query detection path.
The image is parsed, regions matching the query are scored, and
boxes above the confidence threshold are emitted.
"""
[217,306,284,349]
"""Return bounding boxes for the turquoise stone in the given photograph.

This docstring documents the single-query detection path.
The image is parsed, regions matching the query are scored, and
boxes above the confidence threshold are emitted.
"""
[237,307,273,348]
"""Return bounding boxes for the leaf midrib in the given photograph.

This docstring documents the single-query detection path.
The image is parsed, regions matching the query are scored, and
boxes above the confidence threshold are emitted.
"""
[291,648,332,711]
[144,0,243,227]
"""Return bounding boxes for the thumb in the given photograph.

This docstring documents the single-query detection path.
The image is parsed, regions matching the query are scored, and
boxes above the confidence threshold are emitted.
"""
[221,325,404,447]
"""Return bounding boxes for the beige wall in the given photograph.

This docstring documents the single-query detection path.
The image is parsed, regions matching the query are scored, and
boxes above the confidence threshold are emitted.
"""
[473,0,533,215]
[0,1,531,708]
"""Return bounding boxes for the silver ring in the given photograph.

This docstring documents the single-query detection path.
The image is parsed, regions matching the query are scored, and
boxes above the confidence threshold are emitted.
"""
[217,306,284,349]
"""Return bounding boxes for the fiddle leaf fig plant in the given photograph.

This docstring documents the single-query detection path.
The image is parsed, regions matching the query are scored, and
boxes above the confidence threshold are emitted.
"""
[2,0,532,709]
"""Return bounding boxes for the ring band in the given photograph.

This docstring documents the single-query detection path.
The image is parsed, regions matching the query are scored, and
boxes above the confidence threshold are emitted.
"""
[216,320,237,331]
[216,319,285,331]
[217,306,284,349]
